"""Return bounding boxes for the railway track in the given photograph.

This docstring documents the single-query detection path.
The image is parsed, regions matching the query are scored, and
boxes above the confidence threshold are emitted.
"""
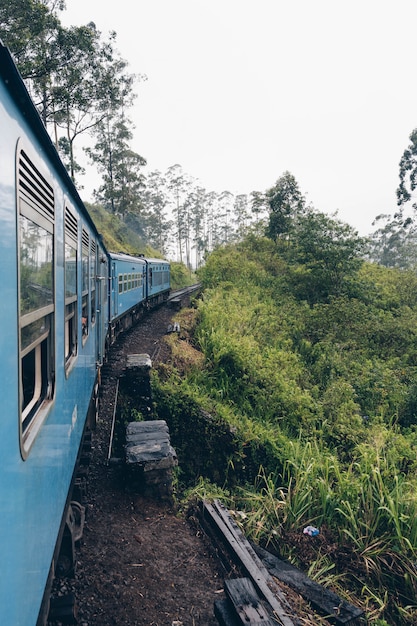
[168,282,202,301]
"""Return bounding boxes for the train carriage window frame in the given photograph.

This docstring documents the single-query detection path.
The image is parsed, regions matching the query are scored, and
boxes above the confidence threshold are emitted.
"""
[17,142,56,458]
[64,206,78,374]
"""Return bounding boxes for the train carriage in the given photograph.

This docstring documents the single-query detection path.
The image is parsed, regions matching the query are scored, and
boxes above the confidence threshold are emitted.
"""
[0,39,171,626]
[144,257,171,305]
[108,253,170,342]
[0,42,109,625]
[109,251,147,330]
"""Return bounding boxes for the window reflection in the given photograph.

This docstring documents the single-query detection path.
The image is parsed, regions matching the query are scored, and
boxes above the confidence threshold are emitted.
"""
[65,243,77,298]
[20,214,53,316]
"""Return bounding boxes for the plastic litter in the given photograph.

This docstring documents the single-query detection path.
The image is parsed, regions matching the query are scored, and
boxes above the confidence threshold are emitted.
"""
[303,525,320,536]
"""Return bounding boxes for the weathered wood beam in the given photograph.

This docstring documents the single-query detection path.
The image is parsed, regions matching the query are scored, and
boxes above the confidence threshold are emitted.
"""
[214,597,240,626]
[224,578,278,625]
[254,545,363,625]
[202,500,296,626]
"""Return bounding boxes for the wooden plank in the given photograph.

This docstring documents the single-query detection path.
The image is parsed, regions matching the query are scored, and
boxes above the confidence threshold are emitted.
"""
[203,500,296,626]
[214,598,240,626]
[254,545,363,625]
[224,578,276,625]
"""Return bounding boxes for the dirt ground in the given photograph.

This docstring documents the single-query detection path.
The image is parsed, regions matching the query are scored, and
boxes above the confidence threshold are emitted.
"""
[74,472,225,626]
[52,304,226,626]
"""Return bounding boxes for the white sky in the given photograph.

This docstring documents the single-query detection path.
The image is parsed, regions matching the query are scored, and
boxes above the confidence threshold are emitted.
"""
[61,0,417,235]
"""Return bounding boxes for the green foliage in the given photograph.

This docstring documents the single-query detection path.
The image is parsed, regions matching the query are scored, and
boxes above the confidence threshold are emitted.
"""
[368,213,417,269]
[286,211,365,303]
[87,117,147,218]
[397,127,417,208]
[0,0,62,80]
[169,262,197,289]
[164,227,417,623]
[86,202,146,254]
[253,171,306,241]
[198,244,272,290]
[151,377,245,487]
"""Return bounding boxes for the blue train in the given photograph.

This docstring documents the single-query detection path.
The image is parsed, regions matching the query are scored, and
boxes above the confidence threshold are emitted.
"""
[0,41,170,625]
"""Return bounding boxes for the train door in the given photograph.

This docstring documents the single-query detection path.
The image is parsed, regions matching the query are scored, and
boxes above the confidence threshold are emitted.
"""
[95,245,103,365]
[95,246,108,360]
[111,260,117,320]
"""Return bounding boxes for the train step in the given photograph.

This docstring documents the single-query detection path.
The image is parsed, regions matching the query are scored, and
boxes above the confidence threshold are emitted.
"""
[48,593,77,624]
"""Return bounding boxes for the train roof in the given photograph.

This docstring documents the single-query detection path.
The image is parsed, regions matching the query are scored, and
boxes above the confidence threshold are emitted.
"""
[144,258,170,264]
[108,252,146,264]
[0,40,103,243]
[108,252,170,265]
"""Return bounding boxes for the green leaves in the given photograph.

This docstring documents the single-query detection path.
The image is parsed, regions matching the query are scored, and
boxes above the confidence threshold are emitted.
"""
[260,171,306,241]
[398,128,417,208]
[155,227,417,621]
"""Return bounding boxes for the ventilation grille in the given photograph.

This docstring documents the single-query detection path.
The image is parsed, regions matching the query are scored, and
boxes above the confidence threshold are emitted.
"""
[65,207,78,243]
[18,149,54,221]
[82,228,89,252]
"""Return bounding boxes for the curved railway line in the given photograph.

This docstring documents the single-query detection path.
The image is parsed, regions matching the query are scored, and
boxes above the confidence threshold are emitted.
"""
[167,283,202,301]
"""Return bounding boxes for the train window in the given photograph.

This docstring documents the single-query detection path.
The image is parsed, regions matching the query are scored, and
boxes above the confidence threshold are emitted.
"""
[20,216,53,314]
[124,273,128,292]
[81,228,89,341]
[17,146,55,453]
[118,274,123,294]
[65,207,78,370]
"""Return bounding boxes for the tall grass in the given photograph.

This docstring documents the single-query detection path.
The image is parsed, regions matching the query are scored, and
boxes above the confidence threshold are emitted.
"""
[230,436,417,622]
[181,241,417,622]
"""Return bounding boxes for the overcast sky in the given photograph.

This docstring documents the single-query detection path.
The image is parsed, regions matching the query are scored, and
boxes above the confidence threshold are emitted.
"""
[61,0,417,235]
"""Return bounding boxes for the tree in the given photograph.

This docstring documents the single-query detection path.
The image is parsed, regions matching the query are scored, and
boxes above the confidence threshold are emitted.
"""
[50,23,114,179]
[0,0,63,82]
[87,116,146,218]
[166,165,194,264]
[142,171,173,256]
[217,191,234,245]
[288,210,365,303]
[1,1,143,190]
[233,194,251,237]
[60,28,143,189]
[252,171,306,241]
[397,128,417,209]
[368,213,417,269]
[187,185,207,269]
[203,191,219,253]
